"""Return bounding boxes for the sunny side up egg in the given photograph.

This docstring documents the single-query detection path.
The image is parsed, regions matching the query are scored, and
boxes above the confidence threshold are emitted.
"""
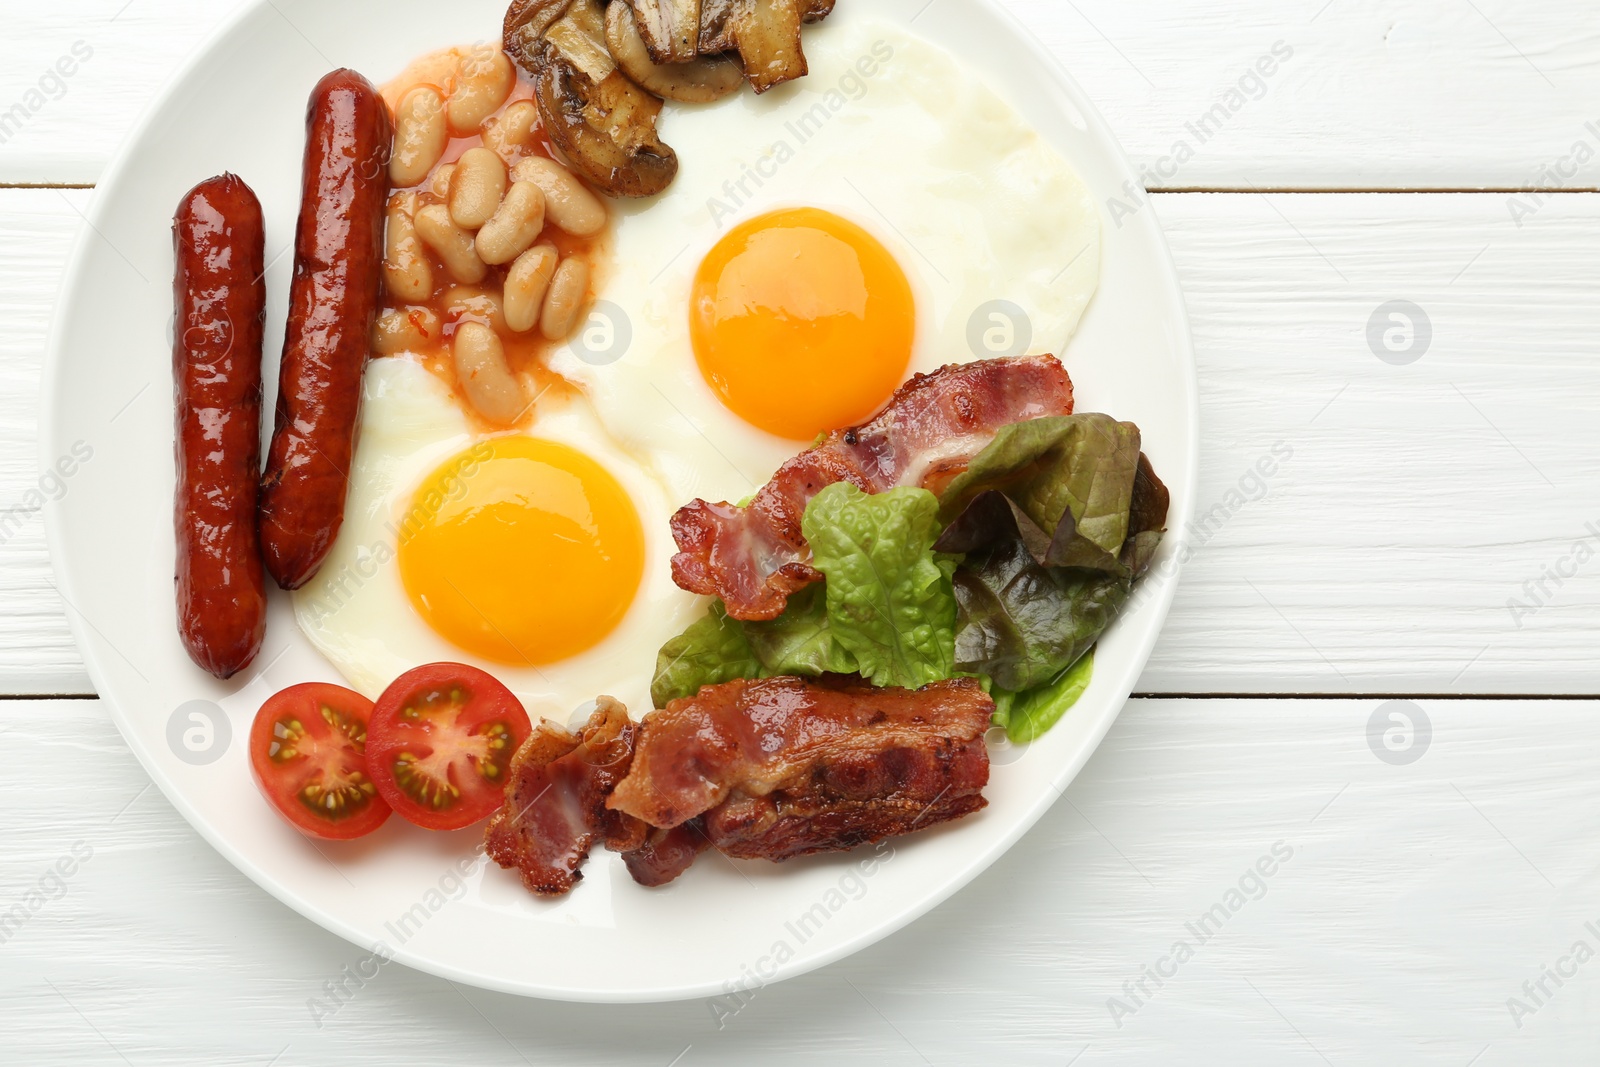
[550,13,1101,510]
[293,12,1101,722]
[290,357,704,716]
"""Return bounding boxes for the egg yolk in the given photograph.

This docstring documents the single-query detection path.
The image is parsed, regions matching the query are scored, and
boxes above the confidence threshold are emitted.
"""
[397,437,644,666]
[690,207,915,441]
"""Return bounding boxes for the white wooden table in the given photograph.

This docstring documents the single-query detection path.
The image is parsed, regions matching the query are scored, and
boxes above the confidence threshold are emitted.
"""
[6,1,1599,1061]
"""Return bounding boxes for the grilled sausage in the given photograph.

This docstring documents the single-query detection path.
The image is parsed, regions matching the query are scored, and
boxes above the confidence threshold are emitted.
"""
[259,68,393,589]
[173,174,269,679]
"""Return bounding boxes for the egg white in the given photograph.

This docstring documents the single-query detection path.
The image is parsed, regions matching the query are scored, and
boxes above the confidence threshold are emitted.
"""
[295,15,1100,718]
[290,356,703,719]
[549,13,1102,509]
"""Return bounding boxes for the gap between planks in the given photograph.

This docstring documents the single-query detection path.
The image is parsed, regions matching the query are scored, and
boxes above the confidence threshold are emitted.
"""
[1133,692,1600,701]
[7,692,1596,702]
[11,183,1600,195]
[1158,186,1600,195]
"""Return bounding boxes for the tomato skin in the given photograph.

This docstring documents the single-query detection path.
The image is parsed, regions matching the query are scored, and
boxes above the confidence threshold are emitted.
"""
[249,683,391,841]
[366,663,532,831]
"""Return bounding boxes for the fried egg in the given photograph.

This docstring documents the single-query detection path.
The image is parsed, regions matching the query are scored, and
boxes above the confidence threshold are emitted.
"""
[291,357,702,717]
[295,13,1099,719]
[550,13,1101,508]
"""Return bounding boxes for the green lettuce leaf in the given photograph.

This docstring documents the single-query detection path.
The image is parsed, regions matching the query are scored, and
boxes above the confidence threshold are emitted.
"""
[1004,650,1095,743]
[953,529,1130,692]
[744,583,858,677]
[938,414,1144,573]
[801,482,957,689]
[651,600,761,708]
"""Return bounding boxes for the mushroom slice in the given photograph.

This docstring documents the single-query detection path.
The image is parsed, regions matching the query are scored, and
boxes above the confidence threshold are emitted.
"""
[606,2,744,103]
[504,0,577,55]
[729,0,809,94]
[698,0,739,53]
[625,0,702,64]
[544,0,617,79]
[696,0,822,94]
[505,0,680,198]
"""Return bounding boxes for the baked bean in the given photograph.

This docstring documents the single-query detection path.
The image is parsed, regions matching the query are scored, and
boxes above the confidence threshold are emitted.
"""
[390,87,448,188]
[503,244,559,334]
[453,322,526,425]
[372,307,443,356]
[442,285,507,334]
[475,181,546,265]
[448,48,515,135]
[541,256,590,341]
[383,193,433,301]
[414,204,488,284]
[430,163,455,200]
[482,101,538,161]
[511,157,607,237]
[449,147,507,231]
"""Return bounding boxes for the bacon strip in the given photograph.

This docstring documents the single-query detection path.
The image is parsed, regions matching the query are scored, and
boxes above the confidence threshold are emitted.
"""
[484,699,645,896]
[609,677,993,864]
[486,679,995,895]
[671,355,1075,620]
[621,822,711,887]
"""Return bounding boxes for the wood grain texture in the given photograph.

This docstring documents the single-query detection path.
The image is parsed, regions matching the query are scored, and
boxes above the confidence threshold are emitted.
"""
[4,1,1600,188]
[3,697,1595,1061]
[0,0,250,185]
[0,190,94,694]
[1148,189,1600,694]
[7,1,1598,1060]
[1001,0,1600,191]
[7,190,1600,695]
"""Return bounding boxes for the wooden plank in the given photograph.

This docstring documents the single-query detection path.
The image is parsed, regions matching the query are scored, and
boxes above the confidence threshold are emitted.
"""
[0,190,91,694]
[9,188,1600,695]
[1002,0,1600,191]
[0,0,250,185]
[4,1,1600,188]
[1146,190,1600,694]
[3,696,1596,1059]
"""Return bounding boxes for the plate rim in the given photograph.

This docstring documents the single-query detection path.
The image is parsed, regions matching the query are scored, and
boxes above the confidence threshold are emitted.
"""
[40,0,1200,1003]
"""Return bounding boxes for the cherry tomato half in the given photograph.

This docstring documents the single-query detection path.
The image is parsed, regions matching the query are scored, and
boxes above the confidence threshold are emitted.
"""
[249,683,391,840]
[366,663,531,831]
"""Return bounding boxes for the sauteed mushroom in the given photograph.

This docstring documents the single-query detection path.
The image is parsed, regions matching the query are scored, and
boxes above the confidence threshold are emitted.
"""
[625,0,702,63]
[502,0,839,194]
[505,0,680,197]
[605,1,744,103]
[698,0,834,93]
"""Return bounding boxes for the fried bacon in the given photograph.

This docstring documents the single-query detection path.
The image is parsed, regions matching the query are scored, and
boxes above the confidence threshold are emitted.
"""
[484,698,645,896]
[486,678,995,894]
[702,741,989,861]
[670,355,1076,621]
[621,821,712,887]
[609,677,994,863]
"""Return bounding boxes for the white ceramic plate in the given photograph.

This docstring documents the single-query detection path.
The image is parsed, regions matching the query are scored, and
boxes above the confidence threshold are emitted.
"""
[42,0,1196,1002]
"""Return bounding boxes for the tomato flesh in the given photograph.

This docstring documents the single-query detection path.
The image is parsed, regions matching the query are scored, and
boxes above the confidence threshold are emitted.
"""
[250,683,391,840]
[367,663,531,831]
